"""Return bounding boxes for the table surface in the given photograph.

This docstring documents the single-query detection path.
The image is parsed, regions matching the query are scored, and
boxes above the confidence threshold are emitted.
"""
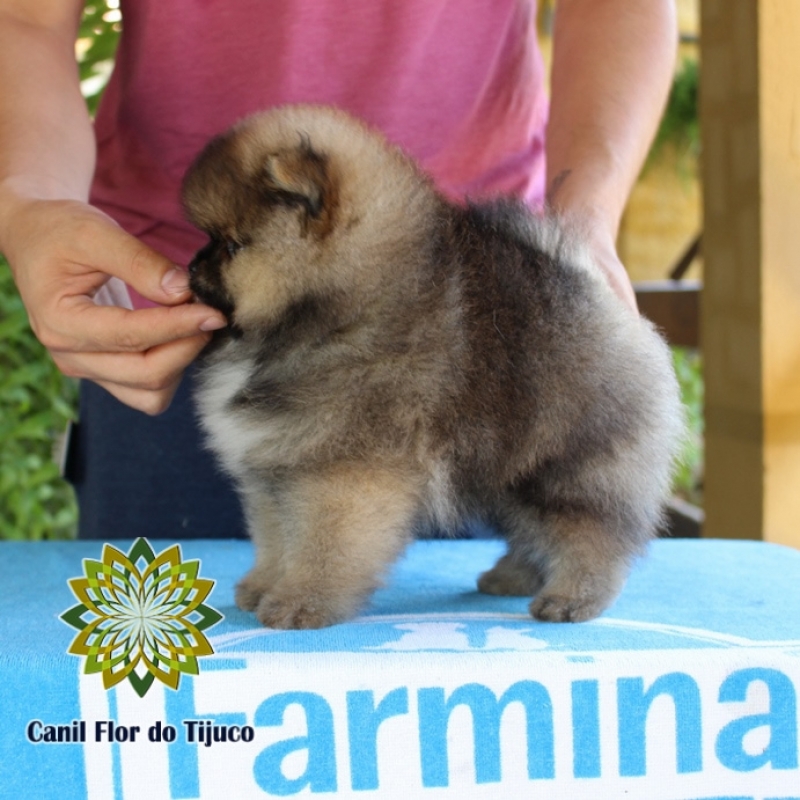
[2,537,800,654]
[1,538,799,800]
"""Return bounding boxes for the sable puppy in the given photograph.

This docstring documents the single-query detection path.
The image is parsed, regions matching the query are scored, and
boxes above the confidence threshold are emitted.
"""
[183,105,684,630]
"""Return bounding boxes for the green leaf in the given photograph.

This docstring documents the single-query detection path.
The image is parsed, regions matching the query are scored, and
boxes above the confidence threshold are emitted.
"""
[1,258,78,539]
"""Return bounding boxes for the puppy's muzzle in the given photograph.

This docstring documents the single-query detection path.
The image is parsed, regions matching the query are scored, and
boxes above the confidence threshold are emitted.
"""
[187,242,235,321]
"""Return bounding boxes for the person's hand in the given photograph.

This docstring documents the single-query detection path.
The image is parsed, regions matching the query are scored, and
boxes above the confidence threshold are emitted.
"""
[545,169,638,314]
[2,198,227,414]
[582,220,638,313]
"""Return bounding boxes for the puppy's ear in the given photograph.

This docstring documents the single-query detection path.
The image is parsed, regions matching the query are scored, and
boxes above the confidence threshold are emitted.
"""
[260,137,336,234]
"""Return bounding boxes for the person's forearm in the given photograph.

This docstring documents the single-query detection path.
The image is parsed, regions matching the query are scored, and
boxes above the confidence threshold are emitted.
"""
[0,6,95,248]
[545,0,677,235]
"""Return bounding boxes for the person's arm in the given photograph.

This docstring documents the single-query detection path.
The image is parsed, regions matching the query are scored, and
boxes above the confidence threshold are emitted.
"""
[0,1,226,414]
[545,0,678,311]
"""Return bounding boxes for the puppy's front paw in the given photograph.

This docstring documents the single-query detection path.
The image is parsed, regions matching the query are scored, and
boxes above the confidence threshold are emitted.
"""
[256,593,343,630]
[235,571,270,612]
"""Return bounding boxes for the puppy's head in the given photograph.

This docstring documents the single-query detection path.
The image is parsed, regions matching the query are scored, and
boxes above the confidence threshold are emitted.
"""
[182,105,432,333]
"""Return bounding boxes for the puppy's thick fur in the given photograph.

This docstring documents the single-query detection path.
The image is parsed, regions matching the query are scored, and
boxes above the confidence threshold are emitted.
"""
[183,105,684,629]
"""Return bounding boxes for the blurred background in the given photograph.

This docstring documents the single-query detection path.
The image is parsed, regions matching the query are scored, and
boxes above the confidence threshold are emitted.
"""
[0,0,732,539]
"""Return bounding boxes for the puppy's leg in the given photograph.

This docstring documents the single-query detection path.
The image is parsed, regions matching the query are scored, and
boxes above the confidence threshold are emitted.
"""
[252,465,421,629]
[234,486,289,612]
[526,514,632,622]
[487,487,647,622]
[477,551,544,597]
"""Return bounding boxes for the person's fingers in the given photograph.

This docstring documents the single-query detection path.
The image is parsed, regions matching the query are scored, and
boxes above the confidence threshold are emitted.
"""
[52,330,212,388]
[596,251,638,313]
[2,198,226,413]
[41,294,225,355]
[92,378,184,416]
[76,219,193,307]
[7,199,226,350]
[54,332,213,415]
[27,200,195,308]
[574,216,639,314]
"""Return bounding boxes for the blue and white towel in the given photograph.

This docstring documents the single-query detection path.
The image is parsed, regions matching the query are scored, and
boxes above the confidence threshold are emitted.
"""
[1,538,799,799]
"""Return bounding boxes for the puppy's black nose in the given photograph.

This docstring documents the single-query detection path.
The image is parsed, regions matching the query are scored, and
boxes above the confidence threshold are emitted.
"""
[188,257,199,276]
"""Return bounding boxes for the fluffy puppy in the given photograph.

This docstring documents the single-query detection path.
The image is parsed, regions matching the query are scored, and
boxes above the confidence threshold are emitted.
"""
[182,104,684,629]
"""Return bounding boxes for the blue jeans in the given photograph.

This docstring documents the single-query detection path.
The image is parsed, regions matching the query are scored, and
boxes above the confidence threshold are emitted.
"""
[67,366,246,540]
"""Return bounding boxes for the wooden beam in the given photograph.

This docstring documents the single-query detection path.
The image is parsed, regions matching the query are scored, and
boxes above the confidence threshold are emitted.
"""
[701,0,800,548]
[635,279,700,347]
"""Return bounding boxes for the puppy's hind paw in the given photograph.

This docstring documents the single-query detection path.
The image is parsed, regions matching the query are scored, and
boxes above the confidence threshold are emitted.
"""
[477,553,544,597]
[529,593,607,623]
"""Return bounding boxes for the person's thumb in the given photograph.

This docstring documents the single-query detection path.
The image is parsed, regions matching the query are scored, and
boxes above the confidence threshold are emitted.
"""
[83,213,193,307]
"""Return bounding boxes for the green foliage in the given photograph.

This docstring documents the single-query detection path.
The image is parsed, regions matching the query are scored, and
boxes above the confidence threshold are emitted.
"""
[648,58,700,172]
[0,260,78,539]
[78,2,122,113]
[671,346,704,506]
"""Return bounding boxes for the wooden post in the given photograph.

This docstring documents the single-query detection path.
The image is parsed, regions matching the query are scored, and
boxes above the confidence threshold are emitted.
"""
[701,0,800,547]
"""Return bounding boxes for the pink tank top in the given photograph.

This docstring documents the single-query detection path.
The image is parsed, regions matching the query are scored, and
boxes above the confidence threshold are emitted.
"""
[90,0,548,309]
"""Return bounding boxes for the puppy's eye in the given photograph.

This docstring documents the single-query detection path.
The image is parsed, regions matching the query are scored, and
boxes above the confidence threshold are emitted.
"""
[226,240,243,259]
